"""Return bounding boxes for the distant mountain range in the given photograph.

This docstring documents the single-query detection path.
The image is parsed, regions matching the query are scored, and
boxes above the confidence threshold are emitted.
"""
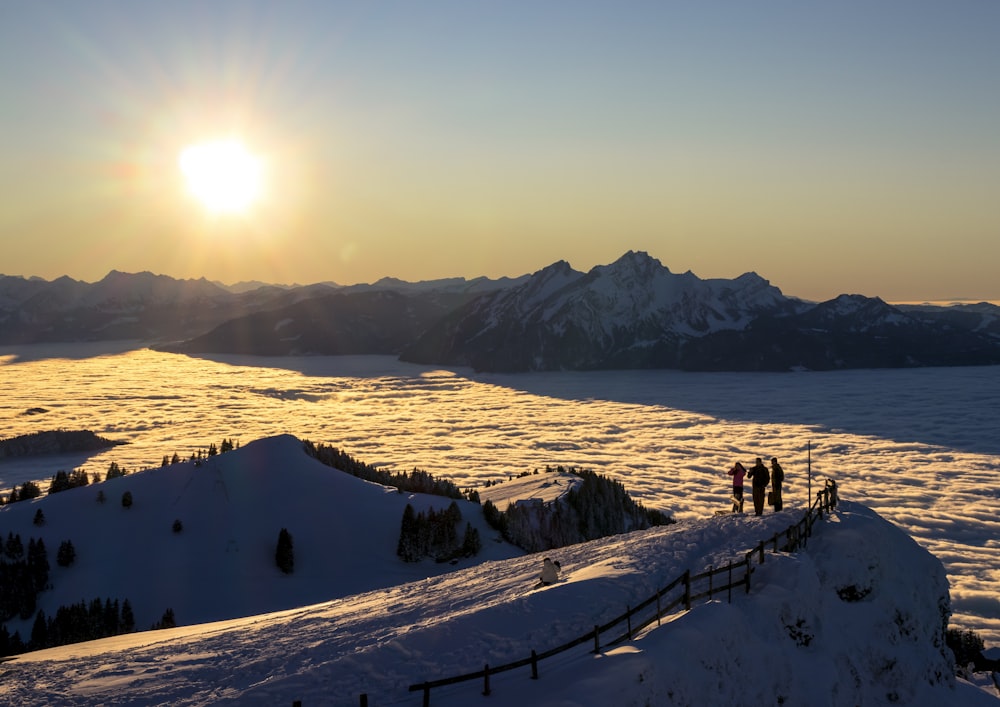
[3,252,999,371]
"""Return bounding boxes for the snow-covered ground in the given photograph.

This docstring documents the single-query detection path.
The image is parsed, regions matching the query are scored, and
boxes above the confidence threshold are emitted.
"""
[2,347,997,645]
[0,345,999,704]
[0,442,994,705]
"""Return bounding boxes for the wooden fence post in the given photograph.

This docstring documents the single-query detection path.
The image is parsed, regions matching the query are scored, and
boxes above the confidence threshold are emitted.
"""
[744,553,752,594]
[683,569,692,610]
[360,695,368,707]
[482,664,491,696]
[531,649,538,679]
[708,565,714,599]
[757,540,765,564]
[626,605,633,640]
[656,592,662,626]
[727,560,733,603]
[593,625,600,653]
[422,684,430,707]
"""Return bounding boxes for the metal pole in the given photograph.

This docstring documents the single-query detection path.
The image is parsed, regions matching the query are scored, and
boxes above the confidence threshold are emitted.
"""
[808,441,812,510]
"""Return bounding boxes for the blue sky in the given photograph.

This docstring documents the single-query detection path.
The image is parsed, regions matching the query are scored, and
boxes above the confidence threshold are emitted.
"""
[1,1,998,301]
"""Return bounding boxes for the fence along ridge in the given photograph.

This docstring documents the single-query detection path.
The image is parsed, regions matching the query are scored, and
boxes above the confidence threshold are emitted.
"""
[403,479,839,707]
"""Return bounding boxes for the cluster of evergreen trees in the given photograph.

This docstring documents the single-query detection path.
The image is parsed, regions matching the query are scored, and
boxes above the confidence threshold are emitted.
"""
[0,533,50,625]
[161,437,238,467]
[24,597,137,654]
[396,502,481,563]
[483,466,674,552]
[47,469,91,494]
[303,440,474,501]
[4,436,242,505]
[2,480,41,505]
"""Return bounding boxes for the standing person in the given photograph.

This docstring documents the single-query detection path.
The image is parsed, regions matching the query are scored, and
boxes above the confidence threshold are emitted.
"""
[770,457,785,511]
[747,457,770,516]
[728,461,746,513]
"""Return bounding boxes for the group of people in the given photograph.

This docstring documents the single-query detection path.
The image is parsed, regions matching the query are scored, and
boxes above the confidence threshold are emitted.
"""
[727,457,784,515]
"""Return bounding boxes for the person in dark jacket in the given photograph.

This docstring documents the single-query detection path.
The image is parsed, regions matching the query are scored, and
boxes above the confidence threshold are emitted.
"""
[770,457,785,511]
[747,457,769,515]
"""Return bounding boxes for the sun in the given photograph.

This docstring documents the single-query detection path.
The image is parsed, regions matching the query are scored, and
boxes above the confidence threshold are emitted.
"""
[178,138,263,214]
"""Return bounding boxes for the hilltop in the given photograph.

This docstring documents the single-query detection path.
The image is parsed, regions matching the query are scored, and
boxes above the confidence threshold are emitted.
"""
[0,434,996,703]
[0,435,524,635]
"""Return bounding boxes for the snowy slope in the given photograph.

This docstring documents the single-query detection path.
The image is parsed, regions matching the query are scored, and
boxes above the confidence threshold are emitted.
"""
[1,498,994,706]
[478,468,583,508]
[0,435,522,632]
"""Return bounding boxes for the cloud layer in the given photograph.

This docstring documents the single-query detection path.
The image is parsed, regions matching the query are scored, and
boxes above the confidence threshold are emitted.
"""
[2,347,998,643]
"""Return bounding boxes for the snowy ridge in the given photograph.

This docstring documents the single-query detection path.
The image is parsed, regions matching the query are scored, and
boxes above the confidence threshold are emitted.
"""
[0,435,522,632]
[401,251,800,371]
[1,493,993,706]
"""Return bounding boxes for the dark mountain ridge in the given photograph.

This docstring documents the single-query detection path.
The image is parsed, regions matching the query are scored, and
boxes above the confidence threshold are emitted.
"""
[3,255,999,372]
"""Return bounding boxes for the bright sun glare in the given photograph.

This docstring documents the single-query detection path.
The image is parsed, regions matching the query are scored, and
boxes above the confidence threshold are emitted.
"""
[178,138,263,214]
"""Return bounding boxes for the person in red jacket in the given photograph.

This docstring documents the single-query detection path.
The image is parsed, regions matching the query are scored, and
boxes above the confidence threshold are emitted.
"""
[747,457,770,515]
[727,461,747,513]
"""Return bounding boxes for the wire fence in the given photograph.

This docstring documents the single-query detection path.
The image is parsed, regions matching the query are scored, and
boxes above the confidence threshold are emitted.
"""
[305,480,840,706]
[393,479,840,707]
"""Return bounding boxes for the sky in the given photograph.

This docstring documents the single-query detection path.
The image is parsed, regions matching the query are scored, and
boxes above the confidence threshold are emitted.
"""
[0,435,997,705]
[1,1,999,302]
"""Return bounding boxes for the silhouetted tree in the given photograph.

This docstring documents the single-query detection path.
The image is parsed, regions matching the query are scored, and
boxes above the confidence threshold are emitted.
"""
[948,627,986,668]
[461,523,481,557]
[397,504,419,562]
[105,461,126,480]
[152,608,176,630]
[121,599,135,633]
[275,528,294,574]
[33,509,45,526]
[30,609,48,649]
[172,519,183,533]
[15,481,41,502]
[56,540,76,567]
[121,491,133,509]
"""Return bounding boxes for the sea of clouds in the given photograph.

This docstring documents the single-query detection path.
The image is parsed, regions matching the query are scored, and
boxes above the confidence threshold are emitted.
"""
[1,344,998,644]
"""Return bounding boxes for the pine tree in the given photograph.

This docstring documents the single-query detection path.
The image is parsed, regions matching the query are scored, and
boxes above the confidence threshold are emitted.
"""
[121,491,133,509]
[461,523,481,557]
[121,599,135,633]
[33,509,45,526]
[57,540,76,567]
[275,528,294,574]
[27,538,49,595]
[397,504,419,562]
[105,461,126,480]
[152,608,176,630]
[30,609,48,650]
[5,532,24,561]
[17,481,41,501]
